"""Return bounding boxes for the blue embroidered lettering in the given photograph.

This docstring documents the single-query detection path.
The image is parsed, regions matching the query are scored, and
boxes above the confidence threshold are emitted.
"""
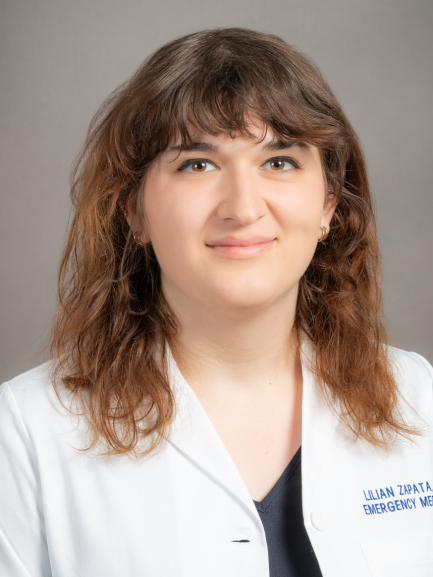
[364,486,428,515]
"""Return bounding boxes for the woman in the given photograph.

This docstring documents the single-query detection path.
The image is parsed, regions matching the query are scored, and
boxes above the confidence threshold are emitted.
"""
[1,27,432,577]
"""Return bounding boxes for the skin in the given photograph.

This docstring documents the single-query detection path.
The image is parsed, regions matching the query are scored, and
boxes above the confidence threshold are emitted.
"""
[126,121,336,500]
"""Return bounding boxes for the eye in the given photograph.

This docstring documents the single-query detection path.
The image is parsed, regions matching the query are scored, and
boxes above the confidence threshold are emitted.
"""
[177,159,219,173]
[260,157,301,172]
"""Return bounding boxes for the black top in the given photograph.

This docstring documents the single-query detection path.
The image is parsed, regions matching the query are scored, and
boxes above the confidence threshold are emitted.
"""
[253,447,323,577]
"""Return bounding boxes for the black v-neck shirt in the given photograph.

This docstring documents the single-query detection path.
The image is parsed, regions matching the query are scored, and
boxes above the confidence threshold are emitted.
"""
[253,447,323,577]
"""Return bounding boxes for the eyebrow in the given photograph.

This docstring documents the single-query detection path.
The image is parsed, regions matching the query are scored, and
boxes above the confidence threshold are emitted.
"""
[262,139,309,151]
[166,138,308,155]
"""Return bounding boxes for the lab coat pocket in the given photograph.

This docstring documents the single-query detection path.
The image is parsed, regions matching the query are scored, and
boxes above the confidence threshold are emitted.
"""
[360,535,433,577]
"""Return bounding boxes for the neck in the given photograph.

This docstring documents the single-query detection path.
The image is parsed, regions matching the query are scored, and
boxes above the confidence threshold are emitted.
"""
[165,282,300,399]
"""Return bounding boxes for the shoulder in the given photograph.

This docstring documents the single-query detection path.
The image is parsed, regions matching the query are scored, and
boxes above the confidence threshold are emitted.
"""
[0,360,77,440]
[2,360,57,410]
[386,345,432,382]
[385,345,433,415]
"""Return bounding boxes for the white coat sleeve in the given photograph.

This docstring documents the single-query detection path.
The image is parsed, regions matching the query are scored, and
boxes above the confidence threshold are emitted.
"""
[411,351,433,381]
[0,382,52,577]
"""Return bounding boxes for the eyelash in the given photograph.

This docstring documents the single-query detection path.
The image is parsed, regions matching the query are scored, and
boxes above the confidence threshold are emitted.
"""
[176,156,302,173]
[176,158,219,172]
[260,156,302,171]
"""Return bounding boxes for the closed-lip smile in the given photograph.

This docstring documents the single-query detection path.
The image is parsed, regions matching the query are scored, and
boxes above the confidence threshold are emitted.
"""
[206,235,275,247]
[206,236,276,259]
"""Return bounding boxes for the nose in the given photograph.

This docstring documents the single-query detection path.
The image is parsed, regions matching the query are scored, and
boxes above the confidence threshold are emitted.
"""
[216,168,267,225]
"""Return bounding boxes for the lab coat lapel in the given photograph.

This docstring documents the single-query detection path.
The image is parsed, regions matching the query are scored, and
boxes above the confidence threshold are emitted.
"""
[164,343,263,527]
[300,337,341,512]
[163,337,340,526]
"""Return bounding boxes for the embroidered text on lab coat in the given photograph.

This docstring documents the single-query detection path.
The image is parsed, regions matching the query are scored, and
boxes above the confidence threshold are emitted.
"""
[362,481,433,515]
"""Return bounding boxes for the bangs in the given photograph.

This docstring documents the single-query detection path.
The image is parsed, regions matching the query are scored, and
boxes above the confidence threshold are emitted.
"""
[169,87,304,148]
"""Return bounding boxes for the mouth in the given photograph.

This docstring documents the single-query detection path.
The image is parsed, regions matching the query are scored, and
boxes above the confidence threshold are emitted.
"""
[206,239,275,259]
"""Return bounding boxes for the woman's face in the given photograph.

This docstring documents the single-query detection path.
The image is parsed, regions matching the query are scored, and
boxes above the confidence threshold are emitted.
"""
[135,123,335,312]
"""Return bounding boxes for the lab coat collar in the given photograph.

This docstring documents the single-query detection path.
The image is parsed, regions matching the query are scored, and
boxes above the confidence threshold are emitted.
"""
[164,342,263,527]
[299,336,341,512]
[164,335,340,523]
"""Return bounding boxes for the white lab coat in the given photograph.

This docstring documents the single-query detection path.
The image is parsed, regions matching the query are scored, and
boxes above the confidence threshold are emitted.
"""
[0,339,432,577]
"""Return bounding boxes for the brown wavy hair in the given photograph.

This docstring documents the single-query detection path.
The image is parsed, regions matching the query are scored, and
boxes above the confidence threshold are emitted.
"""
[49,27,420,457]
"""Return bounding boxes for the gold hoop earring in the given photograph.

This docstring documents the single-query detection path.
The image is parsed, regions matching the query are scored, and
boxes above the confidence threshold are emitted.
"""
[133,231,146,247]
[319,226,329,242]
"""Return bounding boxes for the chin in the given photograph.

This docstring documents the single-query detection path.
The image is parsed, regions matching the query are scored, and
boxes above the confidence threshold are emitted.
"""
[211,285,282,312]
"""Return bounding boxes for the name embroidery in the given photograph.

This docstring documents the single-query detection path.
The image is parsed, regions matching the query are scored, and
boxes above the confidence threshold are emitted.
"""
[362,481,433,515]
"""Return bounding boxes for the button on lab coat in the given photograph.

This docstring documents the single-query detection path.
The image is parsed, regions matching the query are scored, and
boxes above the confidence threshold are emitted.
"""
[0,341,432,576]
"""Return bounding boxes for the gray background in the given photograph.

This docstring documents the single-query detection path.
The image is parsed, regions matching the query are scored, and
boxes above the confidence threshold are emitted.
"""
[1,0,432,383]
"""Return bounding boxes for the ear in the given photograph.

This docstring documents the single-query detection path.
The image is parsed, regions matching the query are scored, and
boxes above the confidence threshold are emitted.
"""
[118,196,136,229]
[119,196,151,244]
[118,199,127,219]
[321,191,337,229]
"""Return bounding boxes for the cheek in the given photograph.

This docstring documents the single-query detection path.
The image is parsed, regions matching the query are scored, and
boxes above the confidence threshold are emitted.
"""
[142,180,205,271]
[273,183,325,277]
[277,183,324,236]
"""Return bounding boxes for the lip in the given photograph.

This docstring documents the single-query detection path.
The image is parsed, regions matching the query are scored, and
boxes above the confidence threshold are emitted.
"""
[206,236,275,247]
[206,236,276,259]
